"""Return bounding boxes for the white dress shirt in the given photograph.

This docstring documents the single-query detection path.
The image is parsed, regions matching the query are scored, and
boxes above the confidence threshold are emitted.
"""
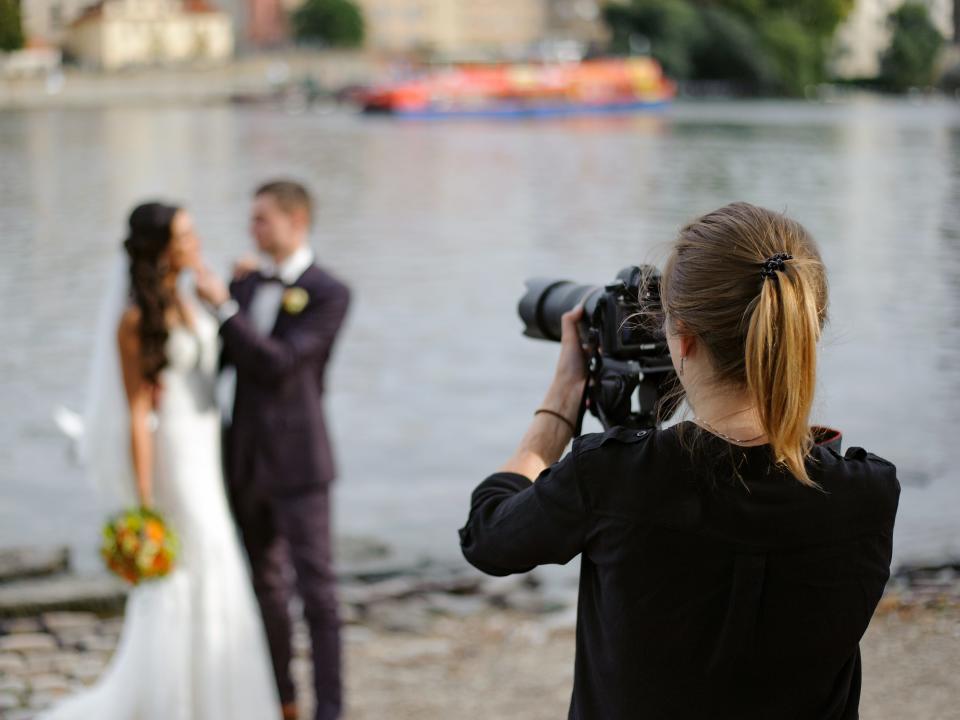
[249,245,315,335]
[217,245,315,422]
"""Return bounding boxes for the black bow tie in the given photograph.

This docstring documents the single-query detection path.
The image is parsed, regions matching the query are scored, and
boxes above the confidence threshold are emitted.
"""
[258,272,283,285]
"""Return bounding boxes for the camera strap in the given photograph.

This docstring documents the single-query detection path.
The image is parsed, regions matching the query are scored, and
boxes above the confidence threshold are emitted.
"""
[574,376,590,438]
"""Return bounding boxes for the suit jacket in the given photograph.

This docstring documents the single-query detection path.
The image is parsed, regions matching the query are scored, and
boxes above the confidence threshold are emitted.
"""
[221,264,350,497]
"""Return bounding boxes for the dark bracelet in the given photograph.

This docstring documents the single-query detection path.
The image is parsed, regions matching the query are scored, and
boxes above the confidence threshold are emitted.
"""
[534,408,576,434]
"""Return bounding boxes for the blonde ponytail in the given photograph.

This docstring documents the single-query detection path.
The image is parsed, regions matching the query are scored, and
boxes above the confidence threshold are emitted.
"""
[745,260,822,486]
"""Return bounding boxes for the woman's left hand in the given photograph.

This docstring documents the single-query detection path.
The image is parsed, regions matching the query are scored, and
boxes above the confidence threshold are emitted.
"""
[499,306,590,479]
[553,306,589,392]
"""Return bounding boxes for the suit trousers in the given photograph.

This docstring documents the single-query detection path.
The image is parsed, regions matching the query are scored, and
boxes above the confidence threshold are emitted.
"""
[234,483,342,720]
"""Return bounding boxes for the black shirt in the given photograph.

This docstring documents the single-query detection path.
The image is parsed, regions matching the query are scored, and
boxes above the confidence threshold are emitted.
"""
[459,422,900,720]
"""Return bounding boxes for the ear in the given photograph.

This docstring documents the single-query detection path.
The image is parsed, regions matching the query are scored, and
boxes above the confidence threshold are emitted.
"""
[668,317,698,359]
[292,207,311,231]
[679,334,697,359]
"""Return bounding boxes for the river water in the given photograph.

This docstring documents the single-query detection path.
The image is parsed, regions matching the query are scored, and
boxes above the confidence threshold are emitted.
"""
[1,98,958,572]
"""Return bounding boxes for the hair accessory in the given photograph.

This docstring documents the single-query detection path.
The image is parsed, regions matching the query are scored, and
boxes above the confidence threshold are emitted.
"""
[760,252,793,280]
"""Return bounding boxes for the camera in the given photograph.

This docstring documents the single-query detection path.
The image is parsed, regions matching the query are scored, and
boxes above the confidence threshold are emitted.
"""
[518,266,676,432]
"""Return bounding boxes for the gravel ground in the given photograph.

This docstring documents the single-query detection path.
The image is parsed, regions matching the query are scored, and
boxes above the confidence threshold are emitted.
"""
[2,598,957,719]
[859,605,960,720]
[341,605,960,720]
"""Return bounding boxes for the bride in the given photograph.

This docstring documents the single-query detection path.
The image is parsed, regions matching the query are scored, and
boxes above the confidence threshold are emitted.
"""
[41,203,280,719]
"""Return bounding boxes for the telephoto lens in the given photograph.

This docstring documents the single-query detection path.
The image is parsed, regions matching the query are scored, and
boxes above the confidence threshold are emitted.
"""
[517,279,602,341]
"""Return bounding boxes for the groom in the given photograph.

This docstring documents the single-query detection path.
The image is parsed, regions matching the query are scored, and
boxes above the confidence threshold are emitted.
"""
[196,180,351,720]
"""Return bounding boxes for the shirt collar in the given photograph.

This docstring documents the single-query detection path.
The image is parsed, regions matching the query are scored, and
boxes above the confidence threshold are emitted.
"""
[265,245,314,285]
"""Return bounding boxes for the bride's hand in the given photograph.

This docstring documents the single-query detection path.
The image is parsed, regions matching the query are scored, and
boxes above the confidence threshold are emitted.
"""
[139,490,154,510]
[195,264,230,308]
[151,381,164,411]
[233,254,261,280]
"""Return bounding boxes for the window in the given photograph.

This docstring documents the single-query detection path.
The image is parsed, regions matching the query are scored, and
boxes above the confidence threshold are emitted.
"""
[51,3,64,30]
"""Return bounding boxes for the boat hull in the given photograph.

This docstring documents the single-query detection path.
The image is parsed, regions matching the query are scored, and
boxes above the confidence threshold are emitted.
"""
[365,97,672,120]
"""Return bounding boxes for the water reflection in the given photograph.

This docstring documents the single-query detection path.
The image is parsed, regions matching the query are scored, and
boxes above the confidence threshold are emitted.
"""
[1,99,958,570]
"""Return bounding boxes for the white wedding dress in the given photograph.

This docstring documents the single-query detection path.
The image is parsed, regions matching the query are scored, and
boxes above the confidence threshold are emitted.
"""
[41,310,280,720]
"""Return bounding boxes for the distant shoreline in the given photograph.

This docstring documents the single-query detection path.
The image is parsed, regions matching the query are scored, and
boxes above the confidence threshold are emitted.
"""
[4,50,955,112]
[0,50,377,111]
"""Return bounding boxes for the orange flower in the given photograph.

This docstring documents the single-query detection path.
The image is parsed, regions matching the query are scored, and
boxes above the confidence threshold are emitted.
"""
[145,520,165,543]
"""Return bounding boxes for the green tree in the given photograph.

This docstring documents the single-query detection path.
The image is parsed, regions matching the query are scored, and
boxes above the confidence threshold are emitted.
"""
[879,2,945,91]
[292,0,365,48]
[602,0,856,95]
[757,14,823,94]
[692,5,776,91]
[753,0,854,36]
[0,0,25,53]
[603,0,704,80]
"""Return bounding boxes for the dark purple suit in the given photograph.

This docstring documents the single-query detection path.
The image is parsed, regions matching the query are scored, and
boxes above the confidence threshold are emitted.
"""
[221,264,350,720]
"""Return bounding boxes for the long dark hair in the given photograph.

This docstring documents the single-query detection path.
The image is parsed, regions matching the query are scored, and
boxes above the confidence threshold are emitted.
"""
[123,202,180,384]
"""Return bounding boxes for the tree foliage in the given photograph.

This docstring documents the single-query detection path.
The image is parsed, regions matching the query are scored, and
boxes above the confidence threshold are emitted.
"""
[292,0,365,48]
[0,0,25,53]
[879,2,945,91]
[603,0,856,95]
[604,0,704,79]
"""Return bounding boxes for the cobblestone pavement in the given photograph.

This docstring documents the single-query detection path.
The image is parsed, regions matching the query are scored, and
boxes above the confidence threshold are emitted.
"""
[1,600,958,719]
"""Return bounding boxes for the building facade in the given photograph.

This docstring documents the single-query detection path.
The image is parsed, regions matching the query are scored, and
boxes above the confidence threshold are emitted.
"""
[832,0,955,78]
[185,0,606,57]
[19,0,96,46]
[241,0,283,47]
[356,0,548,58]
[65,0,234,70]
[544,0,606,45]
[209,0,249,47]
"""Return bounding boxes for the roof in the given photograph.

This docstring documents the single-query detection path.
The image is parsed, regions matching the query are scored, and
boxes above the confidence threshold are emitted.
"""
[184,0,222,13]
[70,0,224,27]
[70,1,105,27]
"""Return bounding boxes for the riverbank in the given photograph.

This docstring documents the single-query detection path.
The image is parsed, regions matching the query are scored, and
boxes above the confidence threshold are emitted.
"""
[0,51,377,110]
[0,545,958,718]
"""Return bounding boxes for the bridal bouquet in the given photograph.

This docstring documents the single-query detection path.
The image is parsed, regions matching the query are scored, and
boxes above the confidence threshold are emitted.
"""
[100,508,178,585]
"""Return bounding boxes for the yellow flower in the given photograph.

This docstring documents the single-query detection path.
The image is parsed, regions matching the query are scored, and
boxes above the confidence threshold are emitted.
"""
[282,287,310,315]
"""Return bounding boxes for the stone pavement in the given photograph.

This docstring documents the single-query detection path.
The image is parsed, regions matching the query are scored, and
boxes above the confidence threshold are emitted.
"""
[1,560,958,719]
[0,569,571,718]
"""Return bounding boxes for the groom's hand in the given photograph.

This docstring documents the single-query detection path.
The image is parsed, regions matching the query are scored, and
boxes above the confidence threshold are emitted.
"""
[195,265,231,308]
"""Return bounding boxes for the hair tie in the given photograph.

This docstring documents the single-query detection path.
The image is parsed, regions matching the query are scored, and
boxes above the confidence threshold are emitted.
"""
[760,252,793,280]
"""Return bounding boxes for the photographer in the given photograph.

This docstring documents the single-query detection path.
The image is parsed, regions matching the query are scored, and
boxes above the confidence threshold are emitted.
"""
[459,202,900,719]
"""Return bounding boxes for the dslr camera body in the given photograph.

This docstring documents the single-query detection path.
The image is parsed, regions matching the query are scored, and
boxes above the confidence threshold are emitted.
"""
[519,266,676,432]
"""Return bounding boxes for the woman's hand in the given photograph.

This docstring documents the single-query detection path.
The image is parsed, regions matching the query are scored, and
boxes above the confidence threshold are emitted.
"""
[232,254,261,281]
[139,488,154,510]
[552,305,589,395]
[498,306,590,480]
[195,264,231,308]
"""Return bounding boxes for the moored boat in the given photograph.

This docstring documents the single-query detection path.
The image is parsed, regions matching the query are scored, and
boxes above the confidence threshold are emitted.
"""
[356,57,675,119]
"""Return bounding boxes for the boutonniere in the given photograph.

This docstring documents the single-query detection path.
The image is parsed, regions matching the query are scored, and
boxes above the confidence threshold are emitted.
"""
[281,287,310,315]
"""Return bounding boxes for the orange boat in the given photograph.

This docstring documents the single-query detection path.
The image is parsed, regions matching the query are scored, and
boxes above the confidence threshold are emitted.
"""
[358,57,675,119]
